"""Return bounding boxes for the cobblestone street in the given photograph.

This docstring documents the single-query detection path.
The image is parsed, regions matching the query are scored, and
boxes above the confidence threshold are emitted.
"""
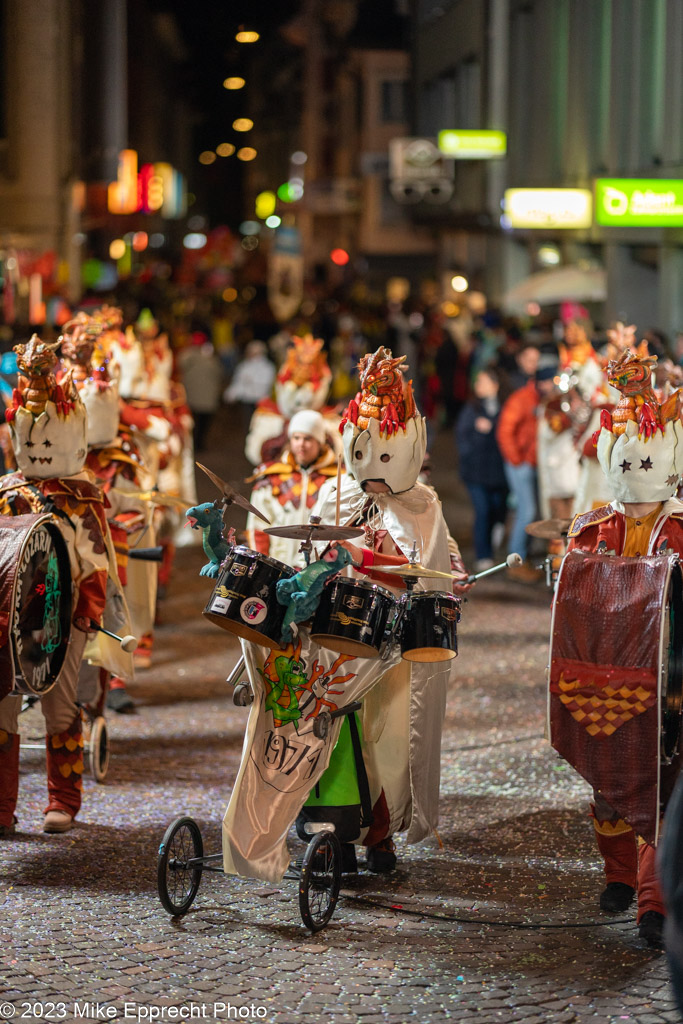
[0,421,680,1024]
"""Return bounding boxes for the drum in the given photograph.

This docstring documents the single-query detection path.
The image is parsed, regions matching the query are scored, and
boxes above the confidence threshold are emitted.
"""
[203,546,295,648]
[310,577,395,658]
[549,550,683,845]
[0,513,72,699]
[400,591,460,663]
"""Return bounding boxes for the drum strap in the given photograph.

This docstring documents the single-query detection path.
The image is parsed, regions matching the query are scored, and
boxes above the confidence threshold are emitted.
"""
[23,485,76,533]
[348,711,374,828]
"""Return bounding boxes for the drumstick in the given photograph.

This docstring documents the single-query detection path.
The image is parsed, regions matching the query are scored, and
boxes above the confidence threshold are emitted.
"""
[91,623,138,653]
[465,553,522,584]
[335,455,343,526]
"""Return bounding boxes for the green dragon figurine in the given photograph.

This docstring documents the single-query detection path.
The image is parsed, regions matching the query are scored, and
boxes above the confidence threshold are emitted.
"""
[186,502,232,577]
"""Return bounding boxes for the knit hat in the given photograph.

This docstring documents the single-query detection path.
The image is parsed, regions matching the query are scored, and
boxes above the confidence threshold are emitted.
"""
[287,409,327,445]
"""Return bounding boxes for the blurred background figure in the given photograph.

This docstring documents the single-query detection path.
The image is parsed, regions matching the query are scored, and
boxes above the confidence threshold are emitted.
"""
[223,340,275,431]
[456,366,509,570]
[177,332,224,452]
[496,358,557,579]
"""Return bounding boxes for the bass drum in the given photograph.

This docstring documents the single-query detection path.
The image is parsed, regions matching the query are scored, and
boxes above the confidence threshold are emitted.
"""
[0,513,72,698]
[549,549,682,846]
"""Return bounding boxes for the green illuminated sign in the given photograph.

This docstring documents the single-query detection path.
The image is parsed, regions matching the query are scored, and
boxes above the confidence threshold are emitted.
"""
[595,178,683,226]
[438,129,507,159]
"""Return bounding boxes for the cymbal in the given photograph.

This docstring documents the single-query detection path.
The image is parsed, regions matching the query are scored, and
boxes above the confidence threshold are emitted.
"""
[525,517,572,540]
[264,523,364,540]
[379,562,455,580]
[196,461,270,524]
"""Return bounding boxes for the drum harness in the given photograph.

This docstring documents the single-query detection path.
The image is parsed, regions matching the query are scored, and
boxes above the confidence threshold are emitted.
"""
[11,484,77,536]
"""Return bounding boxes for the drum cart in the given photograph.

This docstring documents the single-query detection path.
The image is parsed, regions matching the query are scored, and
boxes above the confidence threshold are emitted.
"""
[157,693,363,933]
[157,500,483,932]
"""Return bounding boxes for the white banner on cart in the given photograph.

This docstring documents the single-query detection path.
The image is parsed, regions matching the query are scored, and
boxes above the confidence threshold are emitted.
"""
[222,628,450,883]
[222,633,402,883]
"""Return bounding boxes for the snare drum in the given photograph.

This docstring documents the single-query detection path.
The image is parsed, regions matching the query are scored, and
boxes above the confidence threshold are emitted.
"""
[203,546,295,648]
[0,513,72,698]
[400,591,459,663]
[310,577,395,658]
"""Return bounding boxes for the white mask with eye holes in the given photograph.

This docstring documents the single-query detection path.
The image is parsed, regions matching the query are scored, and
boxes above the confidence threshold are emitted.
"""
[342,414,427,494]
[276,377,330,418]
[11,400,88,479]
[80,377,120,448]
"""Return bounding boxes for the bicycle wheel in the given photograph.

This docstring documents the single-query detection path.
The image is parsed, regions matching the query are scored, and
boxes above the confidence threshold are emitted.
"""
[298,829,342,932]
[157,816,204,916]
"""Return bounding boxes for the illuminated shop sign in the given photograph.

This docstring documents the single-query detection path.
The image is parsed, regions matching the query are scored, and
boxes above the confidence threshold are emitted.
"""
[437,129,507,159]
[107,151,186,218]
[504,188,593,229]
[595,178,683,226]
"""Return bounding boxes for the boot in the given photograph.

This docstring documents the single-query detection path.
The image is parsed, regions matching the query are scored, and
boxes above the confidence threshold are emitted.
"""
[0,730,19,832]
[636,841,666,929]
[592,813,638,911]
[366,836,397,873]
[107,677,135,714]
[134,632,153,670]
[45,712,84,826]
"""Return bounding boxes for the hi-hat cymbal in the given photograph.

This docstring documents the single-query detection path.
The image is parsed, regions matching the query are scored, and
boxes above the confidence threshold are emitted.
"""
[196,461,270,524]
[525,517,572,540]
[264,523,364,540]
[379,562,455,580]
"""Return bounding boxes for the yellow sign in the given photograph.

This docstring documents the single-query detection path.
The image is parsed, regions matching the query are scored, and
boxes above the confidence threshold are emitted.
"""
[438,129,507,159]
[504,188,593,229]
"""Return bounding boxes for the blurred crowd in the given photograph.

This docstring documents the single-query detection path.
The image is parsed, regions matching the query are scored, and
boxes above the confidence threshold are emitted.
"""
[4,288,683,578]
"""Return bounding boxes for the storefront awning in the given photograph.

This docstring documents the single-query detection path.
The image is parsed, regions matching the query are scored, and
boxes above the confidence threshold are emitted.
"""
[502,265,607,313]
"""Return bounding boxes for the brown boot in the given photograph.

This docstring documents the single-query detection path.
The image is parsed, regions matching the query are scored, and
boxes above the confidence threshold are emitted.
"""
[0,730,19,833]
[45,713,84,824]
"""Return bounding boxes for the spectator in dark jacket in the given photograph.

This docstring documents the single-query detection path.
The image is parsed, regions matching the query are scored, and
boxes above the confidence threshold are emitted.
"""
[457,367,509,570]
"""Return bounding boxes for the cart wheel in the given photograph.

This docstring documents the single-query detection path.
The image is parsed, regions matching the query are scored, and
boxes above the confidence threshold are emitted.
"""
[313,711,331,740]
[298,829,342,932]
[89,716,110,782]
[157,816,204,916]
[233,683,253,707]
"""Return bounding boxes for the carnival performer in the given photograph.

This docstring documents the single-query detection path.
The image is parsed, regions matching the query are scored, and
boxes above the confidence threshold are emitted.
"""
[244,333,341,466]
[303,347,469,871]
[245,409,340,567]
[59,314,148,713]
[110,321,195,666]
[0,335,109,834]
[562,348,683,947]
[216,347,468,885]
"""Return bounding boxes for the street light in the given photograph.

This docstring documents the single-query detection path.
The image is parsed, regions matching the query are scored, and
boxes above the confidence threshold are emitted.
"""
[233,118,253,132]
[223,77,245,90]
[235,28,259,43]
[451,275,468,293]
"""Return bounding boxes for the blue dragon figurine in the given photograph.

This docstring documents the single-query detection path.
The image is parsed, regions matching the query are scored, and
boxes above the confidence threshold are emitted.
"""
[276,546,353,644]
[186,502,232,577]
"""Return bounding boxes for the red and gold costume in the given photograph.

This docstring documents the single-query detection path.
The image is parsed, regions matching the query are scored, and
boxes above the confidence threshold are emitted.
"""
[245,334,341,466]
[565,502,683,925]
[0,470,108,831]
[246,446,339,567]
[552,344,683,944]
